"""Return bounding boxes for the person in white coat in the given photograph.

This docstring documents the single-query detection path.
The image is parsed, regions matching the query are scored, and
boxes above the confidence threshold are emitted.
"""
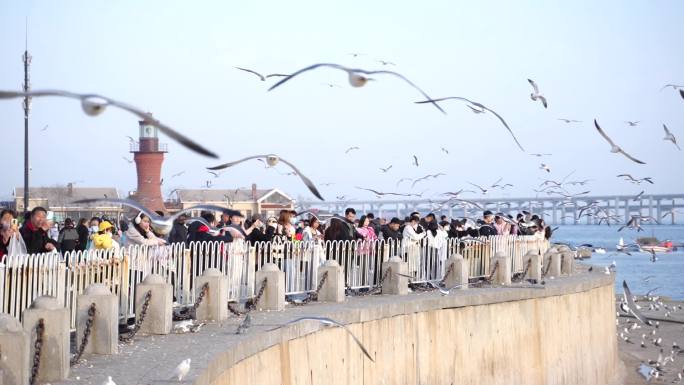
[426,221,449,279]
[402,214,425,277]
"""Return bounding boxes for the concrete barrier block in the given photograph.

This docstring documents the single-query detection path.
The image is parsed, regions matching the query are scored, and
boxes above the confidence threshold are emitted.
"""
[526,251,543,282]
[318,260,345,303]
[548,251,562,278]
[78,284,119,355]
[561,251,575,275]
[196,268,229,322]
[382,256,408,295]
[136,274,173,335]
[492,252,511,285]
[0,314,30,385]
[255,263,284,311]
[22,296,70,382]
[444,254,469,290]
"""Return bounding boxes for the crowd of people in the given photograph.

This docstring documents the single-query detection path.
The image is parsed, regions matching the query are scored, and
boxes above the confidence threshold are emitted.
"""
[0,205,552,261]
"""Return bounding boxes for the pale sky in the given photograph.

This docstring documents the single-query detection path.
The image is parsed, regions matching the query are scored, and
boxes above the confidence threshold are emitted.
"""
[1,0,683,203]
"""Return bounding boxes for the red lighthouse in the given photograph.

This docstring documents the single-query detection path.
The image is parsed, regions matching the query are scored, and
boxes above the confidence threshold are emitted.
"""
[131,120,167,213]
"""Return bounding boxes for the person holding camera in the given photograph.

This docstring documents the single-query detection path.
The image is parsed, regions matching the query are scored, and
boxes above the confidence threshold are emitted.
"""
[20,207,58,254]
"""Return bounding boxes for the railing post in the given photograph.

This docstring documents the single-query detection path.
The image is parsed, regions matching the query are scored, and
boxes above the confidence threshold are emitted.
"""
[136,274,172,335]
[195,268,229,322]
[255,263,284,311]
[318,260,345,303]
[0,314,30,385]
[22,296,70,382]
[382,256,408,295]
[78,284,118,355]
[444,254,469,290]
[492,251,511,285]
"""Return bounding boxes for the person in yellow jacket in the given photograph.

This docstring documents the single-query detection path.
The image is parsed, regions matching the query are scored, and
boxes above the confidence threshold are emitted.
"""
[93,221,120,253]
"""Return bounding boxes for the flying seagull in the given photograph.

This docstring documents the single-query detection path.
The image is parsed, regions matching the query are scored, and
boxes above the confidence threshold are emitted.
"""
[441,147,449,154]
[466,104,485,114]
[269,316,374,362]
[632,190,645,201]
[379,165,392,173]
[527,79,547,108]
[623,281,652,325]
[376,59,396,66]
[539,163,551,173]
[557,118,581,123]
[72,198,237,235]
[530,153,551,157]
[412,155,419,167]
[267,63,446,114]
[680,89,684,100]
[171,171,185,178]
[396,177,412,187]
[355,187,420,198]
[411,173,445,188]
[660,84,684,91]
[662,124,681,150]
[414,96,525,151]
[617,174,653,184]
[625,121,640,127]
[467,182,489,195]
[208,154,324,200]
[345,146,360,154]
[234,67,289,81]
[121,156,133,164]
[594,120,645,164]
[0,89,217,158]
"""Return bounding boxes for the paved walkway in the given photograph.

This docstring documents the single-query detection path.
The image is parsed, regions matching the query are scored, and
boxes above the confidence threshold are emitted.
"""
[58,271,611,385]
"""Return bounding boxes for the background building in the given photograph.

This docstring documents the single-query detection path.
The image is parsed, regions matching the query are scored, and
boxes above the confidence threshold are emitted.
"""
[13,184,121,221]
[166,184,294,218]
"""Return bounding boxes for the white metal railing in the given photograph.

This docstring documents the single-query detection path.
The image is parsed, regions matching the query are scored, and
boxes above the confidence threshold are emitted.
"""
[0,235,547,330]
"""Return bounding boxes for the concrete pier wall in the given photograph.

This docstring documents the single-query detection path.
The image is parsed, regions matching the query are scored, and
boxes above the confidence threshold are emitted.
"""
[201,276,619,385]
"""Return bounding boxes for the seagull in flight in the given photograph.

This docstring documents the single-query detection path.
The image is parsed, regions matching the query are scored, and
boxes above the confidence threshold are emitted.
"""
[530,153,551,157]
[466,104,486,114]
[121,156,133,164]
[72,198,237,236]
[412,155,419,167]
[617,174,653,184]
[441,147,449,154]
[376,59,396,66]
[467,181,490,195]
[557,118,581,123]
[396,177,413,187]
[267,63,446,114]
[625,121,640,127]
[207,170,224,178]
[411,173,445,188]
[594,120,645,164]
[345,146,360,154]
[0,89,217,158]
[355,187,421,198]
[171,171,185,178]
[414,96,524,151]
[539,163,551,173]
[632,190,645,201]
[208,154,324,200]
[347,52,366,57]
[662,124,681,150]
[527,79,548,108]
[234,67,289,81]
[269,316,374,362]
[660,84,684,91]
[379,165,392,173]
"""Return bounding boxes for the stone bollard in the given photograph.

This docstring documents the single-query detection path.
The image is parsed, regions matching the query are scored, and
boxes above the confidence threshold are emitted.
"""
[0,314,30,385]
[561,251,575,275]
[255,263,284,311]
[444,254,469,290]
[382,256,408,295]
[492,252,511,285]
[544,248,562,278]
[318,260,345,303]
[525,250,543,282]
[195,268,229,322]
[78,284,118,355]
[22,296,70,382]
[136,274,172,335]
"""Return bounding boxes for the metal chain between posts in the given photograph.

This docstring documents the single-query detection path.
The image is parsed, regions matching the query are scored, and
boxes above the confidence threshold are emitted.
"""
[352,266,392,296]
[470,260,499,288]
[71,302,96,366]
[541,255,553,279]
[119,290,152,343]
[29,318,45,385]
[289,271,329,306]
[174,283,209,321]
[228,278,268,316]
[512,259,532,283]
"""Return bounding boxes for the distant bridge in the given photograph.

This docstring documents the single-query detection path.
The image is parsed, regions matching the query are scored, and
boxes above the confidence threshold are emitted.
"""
[299,193,684,225]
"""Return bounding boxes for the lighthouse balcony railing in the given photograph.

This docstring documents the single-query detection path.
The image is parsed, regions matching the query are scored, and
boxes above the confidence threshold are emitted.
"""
[129,142,168,152]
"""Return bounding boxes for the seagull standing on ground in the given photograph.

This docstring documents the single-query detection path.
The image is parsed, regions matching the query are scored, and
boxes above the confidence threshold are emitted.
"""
[267,63,445,114]
[234,67,289,81]
[171,359,191,382]
[663,124,681,150]
[208,154,324,200]
[527,79,548,108]
[594,120,646,164]
[0,89,217,158]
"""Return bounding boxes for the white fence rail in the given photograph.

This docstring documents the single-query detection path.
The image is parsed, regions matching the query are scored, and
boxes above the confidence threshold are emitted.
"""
[0,235,547,330]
